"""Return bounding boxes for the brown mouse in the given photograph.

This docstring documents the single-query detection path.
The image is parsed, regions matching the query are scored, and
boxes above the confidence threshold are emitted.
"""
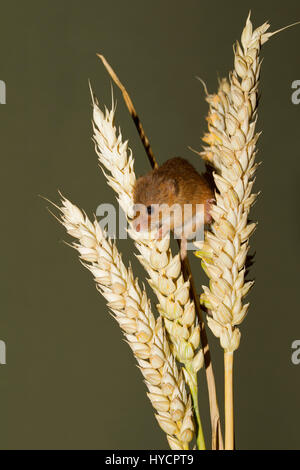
[132,157,215,259]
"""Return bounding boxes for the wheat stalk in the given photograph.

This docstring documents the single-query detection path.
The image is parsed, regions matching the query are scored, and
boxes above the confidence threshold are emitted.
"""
[57,195,195,450]
[196,13,275,448]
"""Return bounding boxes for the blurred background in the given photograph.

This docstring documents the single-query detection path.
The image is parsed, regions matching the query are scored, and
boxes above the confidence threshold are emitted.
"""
[0,0,299,450]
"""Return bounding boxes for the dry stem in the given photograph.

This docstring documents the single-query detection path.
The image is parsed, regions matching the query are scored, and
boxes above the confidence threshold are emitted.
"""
[224,352,234,450]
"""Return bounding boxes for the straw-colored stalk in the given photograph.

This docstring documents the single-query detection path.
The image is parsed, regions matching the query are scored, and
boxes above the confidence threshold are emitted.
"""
[90,94,209,448]
[57,195,195,450]
[196,14,274,449]
[224,351,234,449]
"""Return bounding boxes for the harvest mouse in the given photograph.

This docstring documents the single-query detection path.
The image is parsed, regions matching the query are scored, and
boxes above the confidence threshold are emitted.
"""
[132,157,215,260]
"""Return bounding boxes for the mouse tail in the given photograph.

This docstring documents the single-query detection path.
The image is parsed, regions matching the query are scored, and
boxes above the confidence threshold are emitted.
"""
[97,54,159,170]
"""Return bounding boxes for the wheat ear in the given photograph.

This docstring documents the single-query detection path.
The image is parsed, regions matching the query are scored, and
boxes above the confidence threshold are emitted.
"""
[90,93,208,449]
[196,13,274,448]
[57,195,195,450]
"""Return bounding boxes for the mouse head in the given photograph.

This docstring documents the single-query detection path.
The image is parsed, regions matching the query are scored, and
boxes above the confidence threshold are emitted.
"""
[132,170,179,232]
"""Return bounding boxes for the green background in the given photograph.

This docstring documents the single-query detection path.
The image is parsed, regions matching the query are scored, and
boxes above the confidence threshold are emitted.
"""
[0,0,299,450]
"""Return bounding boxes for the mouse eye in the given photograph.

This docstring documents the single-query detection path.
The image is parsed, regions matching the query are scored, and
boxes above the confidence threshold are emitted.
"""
[147,205,153,215]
